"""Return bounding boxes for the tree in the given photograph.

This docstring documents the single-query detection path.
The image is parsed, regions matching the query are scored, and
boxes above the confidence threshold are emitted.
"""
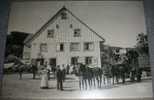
[136,33,149,55]
[5,31,29,58]
[126,49,139,81]
[126,49,139,64]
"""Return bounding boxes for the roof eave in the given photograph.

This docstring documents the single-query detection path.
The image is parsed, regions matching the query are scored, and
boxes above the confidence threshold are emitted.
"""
[25,7,105,44]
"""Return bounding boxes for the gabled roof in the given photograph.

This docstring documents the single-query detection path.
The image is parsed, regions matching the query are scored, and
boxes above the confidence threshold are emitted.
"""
[24,6,105,44]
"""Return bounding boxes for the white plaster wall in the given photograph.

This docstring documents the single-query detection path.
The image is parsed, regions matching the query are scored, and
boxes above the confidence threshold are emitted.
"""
[30,10,103,67]
[23,46,31,59]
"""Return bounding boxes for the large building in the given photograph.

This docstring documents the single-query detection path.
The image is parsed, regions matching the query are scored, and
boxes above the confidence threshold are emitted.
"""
[23,7,105,67]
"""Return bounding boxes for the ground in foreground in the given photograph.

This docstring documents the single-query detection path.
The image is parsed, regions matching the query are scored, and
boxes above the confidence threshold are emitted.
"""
[1,73,153,100]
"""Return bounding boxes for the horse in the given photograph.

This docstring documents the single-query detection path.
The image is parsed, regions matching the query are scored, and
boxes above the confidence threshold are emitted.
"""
[78,64,104,89]
[92,67,103,88]
[15,63,32,79]
[102,64,112,86]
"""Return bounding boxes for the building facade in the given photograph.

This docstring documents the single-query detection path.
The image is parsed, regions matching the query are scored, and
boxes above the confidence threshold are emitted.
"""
[23,7,105,67]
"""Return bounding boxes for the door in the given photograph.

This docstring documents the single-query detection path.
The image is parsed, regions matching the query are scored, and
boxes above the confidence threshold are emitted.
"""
[36,58,44,65]
[49,58,56,67]
[71,57,78,65]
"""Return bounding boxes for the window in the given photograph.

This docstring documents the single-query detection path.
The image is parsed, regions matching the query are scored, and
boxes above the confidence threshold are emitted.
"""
[56,24,59,29]
[57,43,64,51]
[61,11,67,20]
[74,29,81,37]
[70,43,80,51]
[47,29,54,38]
[71,57,78,65]
[36,58,44,65]
[40,43,47,52]
[84,42,94,51]
[70,24,73,28]
[85,57,93,65]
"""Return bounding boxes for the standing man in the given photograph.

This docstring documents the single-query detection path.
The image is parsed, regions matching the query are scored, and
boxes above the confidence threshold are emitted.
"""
[51,65,56,79]
[66,64,70,74]
[62,64,66,82]
[119,65,125,84]
[32,61,38,79]
[18,64,24,80]
[56,65,63,91]
[46,62,51,80]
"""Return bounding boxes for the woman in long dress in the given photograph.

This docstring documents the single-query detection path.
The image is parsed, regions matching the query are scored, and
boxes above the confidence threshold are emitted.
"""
[40,67,49,89]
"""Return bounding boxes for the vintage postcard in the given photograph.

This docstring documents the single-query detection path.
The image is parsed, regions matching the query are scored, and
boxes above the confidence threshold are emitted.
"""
[2,0,153,99]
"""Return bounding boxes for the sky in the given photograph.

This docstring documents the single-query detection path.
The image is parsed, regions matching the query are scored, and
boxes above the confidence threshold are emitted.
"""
[8,1,146,48]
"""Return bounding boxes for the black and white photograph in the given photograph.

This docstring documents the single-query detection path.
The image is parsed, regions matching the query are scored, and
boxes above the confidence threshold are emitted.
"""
[1,0,153,99]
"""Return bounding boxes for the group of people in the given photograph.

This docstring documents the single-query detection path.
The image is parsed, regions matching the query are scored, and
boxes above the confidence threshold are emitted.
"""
[74,63,111,90]
[38,62,67,90]
[72,63,144,90]
[17,61,144,91]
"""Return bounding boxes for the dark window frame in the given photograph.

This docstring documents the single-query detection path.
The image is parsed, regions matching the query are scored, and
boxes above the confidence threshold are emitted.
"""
[85,56,93,65]
[74,28,81,37]
[47,29,54,38]
[61,11,67,20]
[40,43,48,52]
[84,42,94,51]
[56,43,64,52]
[71,57,78,65]
[56,24,59,29]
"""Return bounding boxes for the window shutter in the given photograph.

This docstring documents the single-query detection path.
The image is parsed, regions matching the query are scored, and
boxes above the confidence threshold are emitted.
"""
[56,44,60,51]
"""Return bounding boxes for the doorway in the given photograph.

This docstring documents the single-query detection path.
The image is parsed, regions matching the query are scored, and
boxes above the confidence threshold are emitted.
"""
[36,58,44,65]
[71,57,78,65]
[49,58,56,67]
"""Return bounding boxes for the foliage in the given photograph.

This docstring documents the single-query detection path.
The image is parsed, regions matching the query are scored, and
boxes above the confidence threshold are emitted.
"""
[136,33,149,55]
[5,31,29,58]
[126,49,139,65]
